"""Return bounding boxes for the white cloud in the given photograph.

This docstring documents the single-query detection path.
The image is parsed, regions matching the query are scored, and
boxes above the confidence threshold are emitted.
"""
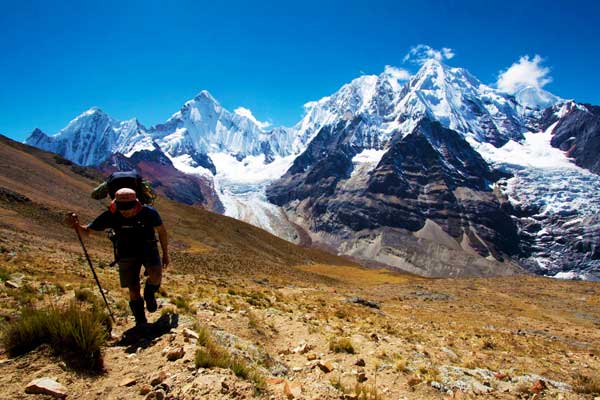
[497,55,552,94]
[403,44,456,64]
[442,47,455,60]
[383,65,411,81]
[234,107,271,130]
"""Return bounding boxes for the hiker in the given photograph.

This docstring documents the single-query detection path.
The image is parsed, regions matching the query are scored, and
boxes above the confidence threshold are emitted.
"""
[67,188,169,327]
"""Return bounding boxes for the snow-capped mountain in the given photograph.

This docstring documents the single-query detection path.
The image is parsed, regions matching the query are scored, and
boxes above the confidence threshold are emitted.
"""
[153,90,297,162]
[269,60,598,279]
[24,58,599,279]
[26,108,156,166]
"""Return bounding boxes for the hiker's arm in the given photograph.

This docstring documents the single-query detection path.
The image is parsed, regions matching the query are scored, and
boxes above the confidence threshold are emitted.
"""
[156,224,169,268]
[66,213,92,236]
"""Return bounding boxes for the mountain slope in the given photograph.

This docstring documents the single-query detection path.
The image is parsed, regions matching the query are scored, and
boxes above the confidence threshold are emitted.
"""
[0,134,356,279]
[2,136,600,400]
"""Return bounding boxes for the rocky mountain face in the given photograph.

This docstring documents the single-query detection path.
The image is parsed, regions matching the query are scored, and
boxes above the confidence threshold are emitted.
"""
[550,104,600,174]
[98,149,223,212]
[23,59,600,279]
[269,60,599,279]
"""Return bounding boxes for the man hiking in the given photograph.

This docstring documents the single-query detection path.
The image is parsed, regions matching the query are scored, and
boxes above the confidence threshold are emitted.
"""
[68,188,169,327]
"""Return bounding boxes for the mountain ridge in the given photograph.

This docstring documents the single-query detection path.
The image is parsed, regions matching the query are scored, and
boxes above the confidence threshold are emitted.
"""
[22,59,600,279]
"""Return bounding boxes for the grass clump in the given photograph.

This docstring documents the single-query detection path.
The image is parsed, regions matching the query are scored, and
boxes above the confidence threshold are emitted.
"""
[329,337,356,354]
[194,327,265,391]
[74,288,96,303]
[573,372,600,394]
[330,375,381,400]
[243,290,272,308]
[1,302,109,370]
[0,266,10,281]
[172,295,194,314]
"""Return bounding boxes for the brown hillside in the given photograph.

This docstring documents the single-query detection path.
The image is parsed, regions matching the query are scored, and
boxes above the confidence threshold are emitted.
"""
[0,135,599,400]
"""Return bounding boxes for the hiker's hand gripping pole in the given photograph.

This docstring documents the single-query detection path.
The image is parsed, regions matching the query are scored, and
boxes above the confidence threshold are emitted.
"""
[70,213,116,324]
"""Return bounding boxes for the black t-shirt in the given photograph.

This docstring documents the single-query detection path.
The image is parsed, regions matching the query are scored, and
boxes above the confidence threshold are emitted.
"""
[88,206,163,258]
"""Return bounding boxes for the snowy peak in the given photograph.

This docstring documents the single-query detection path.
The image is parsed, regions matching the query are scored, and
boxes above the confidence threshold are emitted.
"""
[395,59,526,146]
[514,85,562,111]
[152,90,297,161]
[25,108,156,166]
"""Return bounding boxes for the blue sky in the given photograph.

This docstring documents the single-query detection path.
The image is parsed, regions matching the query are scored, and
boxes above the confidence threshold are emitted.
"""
[2,0,600,141]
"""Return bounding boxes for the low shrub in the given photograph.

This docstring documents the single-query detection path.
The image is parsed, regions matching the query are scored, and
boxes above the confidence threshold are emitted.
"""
[329,337,355,354]
[2,302,109,370]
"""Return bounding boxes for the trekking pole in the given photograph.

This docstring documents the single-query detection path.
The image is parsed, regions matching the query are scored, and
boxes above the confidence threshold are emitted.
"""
[71,213,117,324]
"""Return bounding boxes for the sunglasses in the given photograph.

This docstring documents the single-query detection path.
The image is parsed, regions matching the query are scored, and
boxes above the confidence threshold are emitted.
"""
[116,200,137,210]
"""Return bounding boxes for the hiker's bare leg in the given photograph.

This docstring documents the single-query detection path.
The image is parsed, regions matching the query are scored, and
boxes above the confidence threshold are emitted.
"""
[147,267,162,286]
[129,284,142,300]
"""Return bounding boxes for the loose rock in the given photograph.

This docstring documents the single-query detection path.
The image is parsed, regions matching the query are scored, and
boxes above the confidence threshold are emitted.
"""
[139,384,153,395]
[357,370,368,383]
[119,376,137,387]
[166,347,185,361]
[182,328,199,340]
[4,280,19,289]
[283,381,302,399]
[150,371,168,386]
[317,361,334,373]
[25,378,67,399]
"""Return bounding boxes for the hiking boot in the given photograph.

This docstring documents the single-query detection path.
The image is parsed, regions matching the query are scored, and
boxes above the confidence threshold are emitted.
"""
[129,298,147,326]
[144,283,160,313]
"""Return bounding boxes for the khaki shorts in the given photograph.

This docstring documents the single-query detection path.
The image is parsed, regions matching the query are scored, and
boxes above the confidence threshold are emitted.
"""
[118,246,162,288]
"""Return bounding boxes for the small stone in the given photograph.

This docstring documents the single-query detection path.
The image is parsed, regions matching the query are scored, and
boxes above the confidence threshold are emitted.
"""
[357,371,368,383]
[119,376,137,387]
[407,376,422,387]
[139,384,152,395]
[292,342,312,354]
[156,383,170,393]
[4,280,19,289]
[150,371,168,386]
[145,389,166,400]
[166,347,185,361]
[370,333,379,342]
[283,381,302,399]
[531,380,547,394]
[494,372,508,380]
[58,361,67,370]
[317,361,334,373]
[355,358,366,367]
[25,378,67,399]
[182,328,199,340]
[266,378,285,385]
[306,353,317,361]
[221,380,230,394]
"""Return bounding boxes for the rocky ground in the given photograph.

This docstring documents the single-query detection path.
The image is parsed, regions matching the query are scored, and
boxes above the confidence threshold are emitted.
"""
[0,226,599,400]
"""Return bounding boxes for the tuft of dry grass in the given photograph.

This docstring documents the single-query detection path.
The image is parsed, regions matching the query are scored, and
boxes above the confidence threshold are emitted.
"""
[172,295,195,314]
[329,337,356,354]
[330,375,382,400]
[1,302,109,370]
[194,326,265,391]
[74,288,96,303]
[573,372,600,394]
